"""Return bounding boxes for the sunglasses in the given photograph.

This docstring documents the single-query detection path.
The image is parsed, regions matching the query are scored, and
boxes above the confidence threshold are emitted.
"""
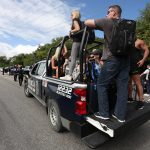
[107,10,115,15]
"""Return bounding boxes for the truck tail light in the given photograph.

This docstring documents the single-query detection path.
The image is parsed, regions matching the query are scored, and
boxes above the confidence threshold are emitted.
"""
[73,89,87,115]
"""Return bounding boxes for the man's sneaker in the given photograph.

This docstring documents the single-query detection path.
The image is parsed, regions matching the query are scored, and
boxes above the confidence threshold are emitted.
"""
[128,97,134,103]
[94,112,110,120]
[136,101,144,110]
[112,114,125,123]
[60,75,72,81]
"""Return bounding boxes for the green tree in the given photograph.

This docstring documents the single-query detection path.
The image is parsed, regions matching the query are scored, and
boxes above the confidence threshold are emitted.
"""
[0,56,10,67]
[136,3,150,46]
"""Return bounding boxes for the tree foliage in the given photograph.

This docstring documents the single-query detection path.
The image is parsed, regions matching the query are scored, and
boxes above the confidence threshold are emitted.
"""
[0,56,9,67]
[136,3,150,47]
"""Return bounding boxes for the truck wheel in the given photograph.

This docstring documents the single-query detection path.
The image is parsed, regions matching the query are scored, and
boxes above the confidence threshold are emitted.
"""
[24,80,32,97]
[48,99,63,132]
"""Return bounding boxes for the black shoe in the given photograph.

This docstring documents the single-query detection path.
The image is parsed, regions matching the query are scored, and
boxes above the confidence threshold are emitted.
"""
[112,114,125,123]
[136,101,144,110]
[128,97,134,103]
[94,112,110,120]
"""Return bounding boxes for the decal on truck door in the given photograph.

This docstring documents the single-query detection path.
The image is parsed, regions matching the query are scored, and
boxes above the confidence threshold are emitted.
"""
[28,79,36,92]
[56,84,72,99]
[35,80,39,95]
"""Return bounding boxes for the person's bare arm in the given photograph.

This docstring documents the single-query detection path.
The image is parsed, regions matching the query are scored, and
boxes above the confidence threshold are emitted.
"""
[63,45,68,57]
[51,57,57,70]
[136,39,149,67]
[70,20,80,33]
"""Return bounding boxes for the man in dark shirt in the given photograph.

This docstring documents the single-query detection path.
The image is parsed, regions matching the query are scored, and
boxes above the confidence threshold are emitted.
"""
[128,39,149,109]
[85,5,129,123]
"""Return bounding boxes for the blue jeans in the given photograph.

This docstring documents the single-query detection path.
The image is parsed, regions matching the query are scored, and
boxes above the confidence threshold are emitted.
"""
[97,56,130,120]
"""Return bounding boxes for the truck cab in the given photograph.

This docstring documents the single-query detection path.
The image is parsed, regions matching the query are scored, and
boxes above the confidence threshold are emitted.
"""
[24,27,150,149]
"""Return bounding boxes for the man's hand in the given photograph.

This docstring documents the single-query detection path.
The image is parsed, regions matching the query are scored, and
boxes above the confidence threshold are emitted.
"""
[137,59,145,67]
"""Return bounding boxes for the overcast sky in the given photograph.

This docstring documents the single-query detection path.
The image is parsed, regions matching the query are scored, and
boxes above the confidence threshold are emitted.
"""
[0,0,149,58]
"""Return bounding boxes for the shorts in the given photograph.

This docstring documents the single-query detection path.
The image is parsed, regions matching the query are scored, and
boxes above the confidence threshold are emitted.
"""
[129,63,142,75]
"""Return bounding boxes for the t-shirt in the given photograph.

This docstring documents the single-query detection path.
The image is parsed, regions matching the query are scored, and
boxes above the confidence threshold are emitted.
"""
[71,18,82,42]
[94,18,114,60]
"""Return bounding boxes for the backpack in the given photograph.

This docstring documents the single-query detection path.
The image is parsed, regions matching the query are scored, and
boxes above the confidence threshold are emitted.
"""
[109,19,136,56]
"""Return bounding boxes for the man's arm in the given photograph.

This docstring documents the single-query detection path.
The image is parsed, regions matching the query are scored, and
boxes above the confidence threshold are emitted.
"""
[136,39,149,67]
[140,69,149,76]
[51,57,57,70]
[84,19,96,28]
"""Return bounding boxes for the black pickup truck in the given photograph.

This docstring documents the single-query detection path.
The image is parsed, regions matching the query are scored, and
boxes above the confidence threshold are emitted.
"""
[24,27,150,149]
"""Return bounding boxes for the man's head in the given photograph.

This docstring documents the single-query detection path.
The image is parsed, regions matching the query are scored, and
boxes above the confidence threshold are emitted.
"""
[71,10,81,20]
[107,5,122,19]
[90,49,102,60]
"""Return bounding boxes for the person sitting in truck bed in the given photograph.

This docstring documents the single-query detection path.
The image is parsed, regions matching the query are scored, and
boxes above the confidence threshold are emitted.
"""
[51,45,68,78]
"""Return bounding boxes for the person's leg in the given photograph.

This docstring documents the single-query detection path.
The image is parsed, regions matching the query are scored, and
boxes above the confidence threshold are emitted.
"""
[114,58,130,121]
[69,42,80,75]
[131,74,144,109]
[60,42,80,80]
[128,77,133,100]
[56,68,58,78]
[132,74,144,101]
[96,57,119,118]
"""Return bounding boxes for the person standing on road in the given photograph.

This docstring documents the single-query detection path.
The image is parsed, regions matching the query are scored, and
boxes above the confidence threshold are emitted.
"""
[14,65,18,81]
[2,67,5,75]
[128,39,149,109]
[85,5,129,123]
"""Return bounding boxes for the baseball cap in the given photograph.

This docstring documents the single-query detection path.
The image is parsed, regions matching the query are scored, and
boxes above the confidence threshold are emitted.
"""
[90,49,102,56]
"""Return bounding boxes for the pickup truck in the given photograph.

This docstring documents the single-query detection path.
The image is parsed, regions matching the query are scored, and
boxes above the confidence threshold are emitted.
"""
[24,27,150,149]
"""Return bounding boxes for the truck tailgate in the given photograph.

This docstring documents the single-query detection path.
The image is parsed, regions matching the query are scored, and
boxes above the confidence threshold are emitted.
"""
[85,102,150,137]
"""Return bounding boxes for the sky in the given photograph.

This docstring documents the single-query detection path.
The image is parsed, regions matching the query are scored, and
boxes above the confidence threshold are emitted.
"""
[0,0,149,58]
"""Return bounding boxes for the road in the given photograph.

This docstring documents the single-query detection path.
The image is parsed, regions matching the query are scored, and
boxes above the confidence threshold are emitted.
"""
[0,73,150,150]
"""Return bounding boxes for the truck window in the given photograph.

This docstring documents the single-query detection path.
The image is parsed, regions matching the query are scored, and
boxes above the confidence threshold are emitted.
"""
[36,62,46,76]
[31,63,39,75]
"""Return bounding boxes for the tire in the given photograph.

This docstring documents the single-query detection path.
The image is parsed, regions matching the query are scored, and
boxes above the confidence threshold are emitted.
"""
[48,99,63,132]
[24,80,32,97]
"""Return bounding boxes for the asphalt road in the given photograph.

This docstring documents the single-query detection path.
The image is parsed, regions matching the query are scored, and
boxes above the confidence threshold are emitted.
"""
[0,73,150,150]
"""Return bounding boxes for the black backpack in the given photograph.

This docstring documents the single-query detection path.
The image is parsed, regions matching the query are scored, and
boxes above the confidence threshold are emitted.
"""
[109,19,136,56]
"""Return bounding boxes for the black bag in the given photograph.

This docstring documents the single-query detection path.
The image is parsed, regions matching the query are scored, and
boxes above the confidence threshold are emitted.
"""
[109,19,136,56]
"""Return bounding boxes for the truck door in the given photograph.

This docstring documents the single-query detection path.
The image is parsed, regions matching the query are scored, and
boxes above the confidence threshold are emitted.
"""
[29,62,46,99]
